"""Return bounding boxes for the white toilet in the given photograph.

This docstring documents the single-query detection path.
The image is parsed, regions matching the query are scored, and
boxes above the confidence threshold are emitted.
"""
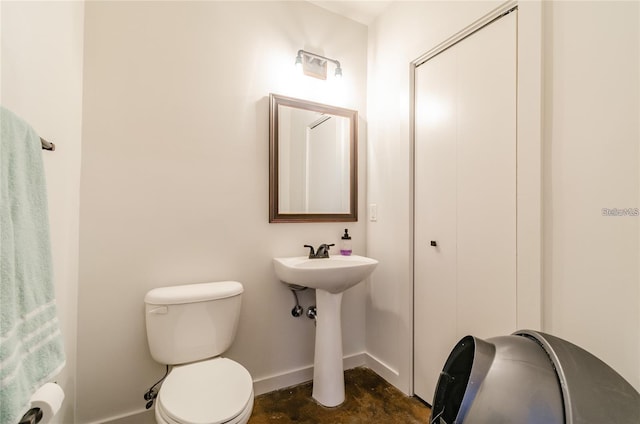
[144,281,254,424]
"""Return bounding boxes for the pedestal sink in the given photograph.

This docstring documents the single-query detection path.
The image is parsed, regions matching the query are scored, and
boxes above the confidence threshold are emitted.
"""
[273,255,378,407]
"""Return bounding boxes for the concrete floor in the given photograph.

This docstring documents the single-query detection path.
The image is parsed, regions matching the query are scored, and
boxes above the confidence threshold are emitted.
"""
[249,367,431,423]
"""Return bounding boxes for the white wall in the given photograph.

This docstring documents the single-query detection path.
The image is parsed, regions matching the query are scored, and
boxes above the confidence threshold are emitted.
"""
[542,0,639,390]
[367,0,639,395]
[0,1,84,423]
[77,2,367,422]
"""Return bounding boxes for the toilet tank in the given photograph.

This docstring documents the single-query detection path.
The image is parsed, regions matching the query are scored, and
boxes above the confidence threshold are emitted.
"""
[144,281,243,365]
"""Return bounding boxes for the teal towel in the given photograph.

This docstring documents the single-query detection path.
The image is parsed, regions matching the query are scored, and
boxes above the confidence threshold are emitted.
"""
[0,107,65,424]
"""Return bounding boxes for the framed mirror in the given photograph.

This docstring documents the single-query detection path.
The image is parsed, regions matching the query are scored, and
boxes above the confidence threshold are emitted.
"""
[269,93,358,223]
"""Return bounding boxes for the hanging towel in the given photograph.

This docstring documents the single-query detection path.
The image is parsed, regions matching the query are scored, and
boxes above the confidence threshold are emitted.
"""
[0,106,65,424]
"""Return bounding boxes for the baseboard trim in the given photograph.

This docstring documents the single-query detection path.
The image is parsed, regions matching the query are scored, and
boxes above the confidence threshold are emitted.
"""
[364,352,402,390]
[252,352,367,396]
[89,407,155,424]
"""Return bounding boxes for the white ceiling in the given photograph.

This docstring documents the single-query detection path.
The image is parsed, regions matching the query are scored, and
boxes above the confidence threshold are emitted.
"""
[308,1,394,25]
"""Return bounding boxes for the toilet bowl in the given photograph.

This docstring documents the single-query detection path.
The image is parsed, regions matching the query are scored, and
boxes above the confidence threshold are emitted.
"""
[144,281,254,424]
[155,358,253,424]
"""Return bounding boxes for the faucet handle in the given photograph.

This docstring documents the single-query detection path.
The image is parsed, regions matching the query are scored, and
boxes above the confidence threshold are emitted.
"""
[316,243,335,258]
[304,244,316,258]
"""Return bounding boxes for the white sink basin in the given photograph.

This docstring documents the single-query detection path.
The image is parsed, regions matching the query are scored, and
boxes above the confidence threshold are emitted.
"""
[273,255,378,294]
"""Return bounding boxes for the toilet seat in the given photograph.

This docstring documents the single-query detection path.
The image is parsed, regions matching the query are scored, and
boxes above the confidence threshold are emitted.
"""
[157,357,253,424]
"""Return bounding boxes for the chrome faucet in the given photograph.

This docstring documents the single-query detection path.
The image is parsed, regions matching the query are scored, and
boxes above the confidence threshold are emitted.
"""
[304,243,335,259]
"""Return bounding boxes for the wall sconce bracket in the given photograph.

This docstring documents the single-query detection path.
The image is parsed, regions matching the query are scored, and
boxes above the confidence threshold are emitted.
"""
[295,50,342,80]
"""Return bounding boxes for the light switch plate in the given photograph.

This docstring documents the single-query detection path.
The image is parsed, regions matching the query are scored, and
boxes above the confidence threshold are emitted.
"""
[369,203,378,222]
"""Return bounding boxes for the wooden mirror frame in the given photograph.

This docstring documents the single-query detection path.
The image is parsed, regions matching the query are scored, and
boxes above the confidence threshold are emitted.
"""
[269,93,358,223]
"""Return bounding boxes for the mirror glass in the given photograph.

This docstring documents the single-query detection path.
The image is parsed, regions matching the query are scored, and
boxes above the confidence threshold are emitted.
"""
[269,94,357,222]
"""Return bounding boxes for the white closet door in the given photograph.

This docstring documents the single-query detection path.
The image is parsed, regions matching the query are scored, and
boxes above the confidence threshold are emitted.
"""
[414,11,517,403]
[413,38,459,403]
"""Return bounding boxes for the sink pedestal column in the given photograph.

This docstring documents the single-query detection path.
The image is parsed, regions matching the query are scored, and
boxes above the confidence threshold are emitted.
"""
[312,289,344,407]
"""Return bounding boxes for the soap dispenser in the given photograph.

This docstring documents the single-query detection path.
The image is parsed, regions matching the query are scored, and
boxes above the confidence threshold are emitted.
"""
[340,229,352,256]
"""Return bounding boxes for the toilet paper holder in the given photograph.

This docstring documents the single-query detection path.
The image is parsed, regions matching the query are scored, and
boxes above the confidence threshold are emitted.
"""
[18,381,65,424]
[18,407,43,424]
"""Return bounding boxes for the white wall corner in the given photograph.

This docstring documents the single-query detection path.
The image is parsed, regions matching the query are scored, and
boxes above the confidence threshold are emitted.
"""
[516,0,544,331]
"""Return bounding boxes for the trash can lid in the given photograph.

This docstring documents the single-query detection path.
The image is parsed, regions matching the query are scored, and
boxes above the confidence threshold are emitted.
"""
[514,330,640,424]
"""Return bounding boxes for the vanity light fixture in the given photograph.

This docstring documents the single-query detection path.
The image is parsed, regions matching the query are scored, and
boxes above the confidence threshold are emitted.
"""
[295,49,343,80]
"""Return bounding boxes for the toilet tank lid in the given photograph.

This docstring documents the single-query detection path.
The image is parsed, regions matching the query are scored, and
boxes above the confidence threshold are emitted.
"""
[145,281,243,305]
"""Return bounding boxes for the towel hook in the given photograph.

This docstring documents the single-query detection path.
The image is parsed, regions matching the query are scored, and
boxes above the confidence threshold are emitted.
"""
[40,137,55,151]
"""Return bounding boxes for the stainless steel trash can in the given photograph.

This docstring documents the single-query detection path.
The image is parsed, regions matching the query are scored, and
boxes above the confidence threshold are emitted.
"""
[430,330,640,424]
